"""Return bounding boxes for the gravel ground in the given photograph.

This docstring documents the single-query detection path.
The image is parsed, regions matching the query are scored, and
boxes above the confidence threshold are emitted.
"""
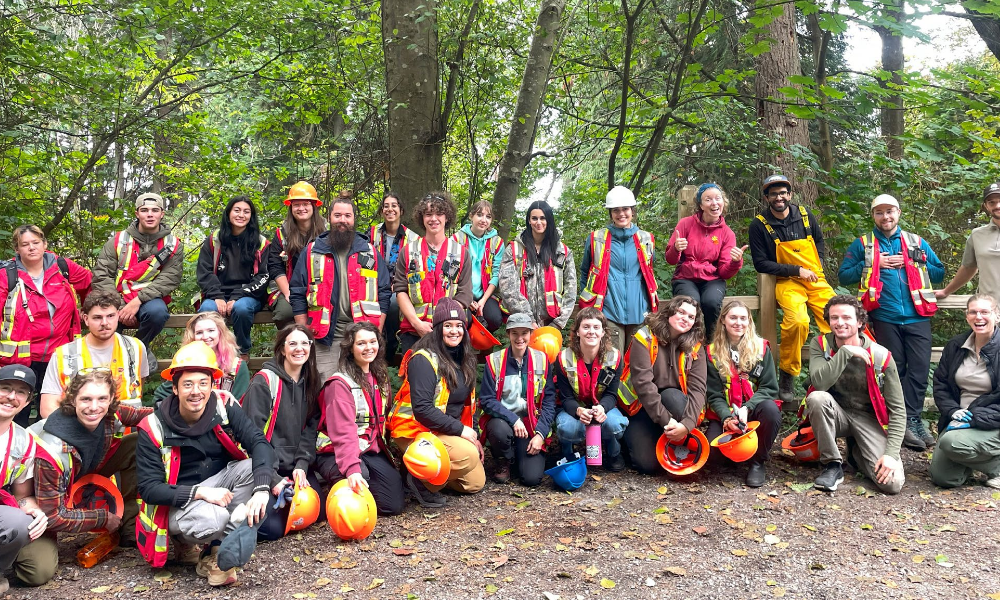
[7,447,1000,600]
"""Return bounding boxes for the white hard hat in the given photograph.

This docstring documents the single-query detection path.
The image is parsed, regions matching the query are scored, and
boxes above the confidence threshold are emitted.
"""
[605,186,636,209]
[871,194,900,212]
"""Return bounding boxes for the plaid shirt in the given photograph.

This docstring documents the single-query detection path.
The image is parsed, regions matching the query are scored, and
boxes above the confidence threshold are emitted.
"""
[35,405,151,533]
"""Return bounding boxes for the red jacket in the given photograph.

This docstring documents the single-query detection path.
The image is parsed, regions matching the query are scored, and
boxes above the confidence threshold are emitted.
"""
[0,253,92,364]
[664,214,742,282]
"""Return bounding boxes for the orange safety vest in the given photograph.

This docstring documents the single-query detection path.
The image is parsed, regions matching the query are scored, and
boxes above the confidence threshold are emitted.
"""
[113,230,180,304]
[508,239,569,320]
[399,238,467,333]
[799,334,892,431]
[193,230,269,308]
[50,334,145,402]
[316,372,383,454]
[558,346,621,406]
[387,350,477,439]
[452,231,504,295]
[369,224,419,263]
[478,347,548,437]
[578,228,658,313]
[617,326,701,417]
[857,231,937,317]
[302,241,381,339]
[705,341,770,419]
[135,396,247,568]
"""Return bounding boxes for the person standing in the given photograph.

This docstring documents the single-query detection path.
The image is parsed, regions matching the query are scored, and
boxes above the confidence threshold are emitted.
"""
[937,182,1000,301]
[267,182,327,330]
[369,193,420,360]
[92,192,183,348]
[452,201,505,333]
[838,194,944,450]
[578,186,659,354]
[748,174,835,404]
[290,194,391,381]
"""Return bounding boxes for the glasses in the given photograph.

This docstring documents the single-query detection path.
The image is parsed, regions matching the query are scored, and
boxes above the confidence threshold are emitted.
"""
[766,191,790,199]
[873,209,898,218]
[285,340,314,349]
[967,309,995,317]
[79,367,111,375]
[0,384,30,401]
[180,380,212,392]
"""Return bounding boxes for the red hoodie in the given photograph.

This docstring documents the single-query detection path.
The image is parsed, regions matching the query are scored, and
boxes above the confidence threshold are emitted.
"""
[664,214,742,282]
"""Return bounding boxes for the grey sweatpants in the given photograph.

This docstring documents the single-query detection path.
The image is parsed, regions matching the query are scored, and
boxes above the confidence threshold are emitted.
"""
[168,459,257,544]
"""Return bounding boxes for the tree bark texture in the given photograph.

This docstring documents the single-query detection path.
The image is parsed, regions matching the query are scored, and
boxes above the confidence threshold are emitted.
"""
[493,0,566,240]
[877,0,904,160]
[963,2,1000,62]
[382,0,443,228]
[753,0,817,206]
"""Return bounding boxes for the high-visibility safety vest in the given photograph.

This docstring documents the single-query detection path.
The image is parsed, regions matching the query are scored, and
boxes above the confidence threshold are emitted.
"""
[369,224,419,265]
[113,230,181,304]
[0,256,78,364]
[800,334,892,431]
[857,230,937,317]
[387,350,477,439]
[399,238,467,330]
[452,231,504,294]
[135,397,247,568]
[251,368,284,442]
[508,239,569,320]
[618,326,701,416]
[578,228,658,313]
[1,424,35,489]
[193,230,269,308]
[705,341,769,418]
[50,334,145,402]
[558,346,621,406]
[316,371,381,454]
[479,347,548,437]
[302,241,381,339]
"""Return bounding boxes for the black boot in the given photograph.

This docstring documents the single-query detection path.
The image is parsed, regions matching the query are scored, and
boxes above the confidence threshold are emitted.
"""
[745,462,767,488]
[778,370,795,404]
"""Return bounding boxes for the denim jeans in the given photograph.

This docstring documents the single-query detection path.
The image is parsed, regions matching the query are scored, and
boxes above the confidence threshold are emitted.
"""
[199,296,262,355]
[133,297,170,349]
[555,407,629,458]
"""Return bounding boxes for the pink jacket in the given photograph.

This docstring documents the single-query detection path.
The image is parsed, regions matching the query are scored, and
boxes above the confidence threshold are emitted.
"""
[664,214,742,282]
[319,375,383,478]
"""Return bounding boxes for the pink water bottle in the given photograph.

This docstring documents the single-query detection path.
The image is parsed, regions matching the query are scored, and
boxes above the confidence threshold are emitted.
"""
[585,423,603,466]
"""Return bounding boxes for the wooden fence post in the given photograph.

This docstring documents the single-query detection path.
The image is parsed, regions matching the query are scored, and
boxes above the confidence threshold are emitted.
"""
[677,185,698,220]
[758,273,778,351]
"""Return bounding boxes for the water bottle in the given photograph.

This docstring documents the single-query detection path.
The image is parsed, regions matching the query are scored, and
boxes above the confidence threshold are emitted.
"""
[77,531,119,568]
[585,423,603,466]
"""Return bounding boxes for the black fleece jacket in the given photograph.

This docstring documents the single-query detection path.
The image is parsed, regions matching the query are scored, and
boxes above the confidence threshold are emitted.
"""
[934,329,1000,433]
[195,232,272,302]
[406,347,473,437]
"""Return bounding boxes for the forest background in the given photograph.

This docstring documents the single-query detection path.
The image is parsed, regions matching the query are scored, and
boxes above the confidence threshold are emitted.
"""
[3,0,1000,354]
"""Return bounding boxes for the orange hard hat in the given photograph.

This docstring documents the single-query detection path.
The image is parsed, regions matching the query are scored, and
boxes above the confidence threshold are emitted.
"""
[781,425,820,461]
[656,428,709,476]
[160,341,223,381]
[403,432,451,486]
[326,479,377,541]
[285,483,321,535]
[69,474,124,533]
[710,420,760,463]
[529,326,562,363]
[285,181,322,206]
[468,315,500,351]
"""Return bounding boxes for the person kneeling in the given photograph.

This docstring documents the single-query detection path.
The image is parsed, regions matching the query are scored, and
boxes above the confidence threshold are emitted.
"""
[803,295,905,494]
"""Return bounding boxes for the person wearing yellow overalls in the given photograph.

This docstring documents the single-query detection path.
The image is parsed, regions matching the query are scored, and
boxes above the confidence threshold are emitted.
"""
[748,174,835,403]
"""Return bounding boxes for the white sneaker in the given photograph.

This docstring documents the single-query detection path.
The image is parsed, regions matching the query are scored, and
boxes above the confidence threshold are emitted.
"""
[985,476,1000,489]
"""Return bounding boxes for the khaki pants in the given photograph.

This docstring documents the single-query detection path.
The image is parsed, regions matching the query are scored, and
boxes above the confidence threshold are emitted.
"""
[395,434,485,494]
[605,322,642,357]
[97,432,140,541]
[314,341,341,383]
[930,428,1000,488]
[0,506,57,586]
[804,391,905,494]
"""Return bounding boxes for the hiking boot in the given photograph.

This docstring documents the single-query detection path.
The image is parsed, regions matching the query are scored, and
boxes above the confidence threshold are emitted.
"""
[909,416,935,448]
[778,370,795,404]
[814,462,844,492]
[206,556,238,587]
[745,462,767,488]
[0,577,9,595]
[491,457,511,484]
[605,452,626,473]
[175,541,202,566]
[903,417,927,451]
[196,545,219,578]
[405,472,447,508]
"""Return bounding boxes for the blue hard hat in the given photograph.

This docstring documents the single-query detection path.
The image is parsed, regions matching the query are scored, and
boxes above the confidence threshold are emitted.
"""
[544,453,587,491]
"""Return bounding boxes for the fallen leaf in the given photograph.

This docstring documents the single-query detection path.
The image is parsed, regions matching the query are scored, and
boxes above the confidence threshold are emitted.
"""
[132,585,150,592]
[515,501,531,510]
[340,584,355,592]
[786,482,814,493]
[591,475,602,481]
[764,534,781,545]
[766,524,777,532]
[153,570,172,582]
[731,549,748,556]
[883,580,898,589]
[657,486,668,494]
[809,563,826,570]
[773,588,786,597]
[912,555,924,563]
[664,566,687,577]
[860,524,873,530]
[392,548,414,556]
[599,578,616,589]
[485,583,499,594]
[314,578,332,587]
[558,537,572,543]
[937,524,957,532]
[293,556,301,563]
[801,524,816,531]
[493,554,509,568]
[543,593,561,600]
[366,578,385,590]
[692,526,708,536]
[496,528,515,536]
[90,586,110,593]
[585,565,599,576]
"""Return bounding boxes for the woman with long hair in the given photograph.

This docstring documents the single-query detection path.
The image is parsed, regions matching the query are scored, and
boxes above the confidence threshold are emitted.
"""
[315,322,404,515]
[153,313,250,402]
[931,294,1000,488]
[241,324,322,540]
[387,297,484,507]
[267,182,327,329]
[620,295,708,474]
[195,196,272,358]
[0,225,92,426]
[665,183,745,339]
[497,200,577,330]
[705,300,780,487]
[553,308,627,471]
[369,193,419,359]
[453,200,505,332]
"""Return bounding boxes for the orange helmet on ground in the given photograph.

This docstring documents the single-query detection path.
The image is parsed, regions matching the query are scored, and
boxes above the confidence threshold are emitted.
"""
[710,420,760,463]
[781,425,820,461]
[285,484,321,535]
[69,474,125,533]
[326,479,377,541]
[403,432,451,486]
[656,429,710,476]
[529,326,562,363]
[285,181,322,206]
[160,341,223,381]
[468,316,500,351]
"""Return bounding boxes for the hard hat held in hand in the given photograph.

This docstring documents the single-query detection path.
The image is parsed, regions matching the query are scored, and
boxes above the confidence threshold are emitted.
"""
[285,483,321,535]
[326,479,377,541]
[710,420,760,463]
[656,428,710,475]
[403,432,451,486]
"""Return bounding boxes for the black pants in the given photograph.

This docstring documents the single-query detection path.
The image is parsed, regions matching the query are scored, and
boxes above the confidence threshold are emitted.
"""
[258,470,324,541]
[13,360,48,427]
[623,388,687,474]
[484,417,546,487]
[385,295,402,360]
[316,450,405,516]
[871,319,931,419]
[398,332,420,356]
[705,400,781,465]
[672,279,727,340]
[472,297,504,333]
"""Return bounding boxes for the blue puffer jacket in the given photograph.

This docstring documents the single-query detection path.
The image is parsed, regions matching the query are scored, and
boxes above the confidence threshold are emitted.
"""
[579,224,650,325]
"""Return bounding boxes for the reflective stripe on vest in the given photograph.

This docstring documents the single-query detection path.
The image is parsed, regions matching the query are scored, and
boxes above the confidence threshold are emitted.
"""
[255,368,284,442]
[706,341,768,412]
[53,334,144,401]
[579,228,658,312]
[403,238,466,324]
[618,327,699,416]
[0,270,32,360]
[316,372,374,454]
[303,242,381,339]
[483,347,547,436]
[804,335,892,431]
[858,231,937,316]
[114,230,180,299]
[1,424,36,487]
[510,239,567,320]
[558,346,621,405]
[387,349,477,439]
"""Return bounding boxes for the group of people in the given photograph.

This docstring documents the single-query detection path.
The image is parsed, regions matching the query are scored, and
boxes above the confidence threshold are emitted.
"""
[3,176,1000,591]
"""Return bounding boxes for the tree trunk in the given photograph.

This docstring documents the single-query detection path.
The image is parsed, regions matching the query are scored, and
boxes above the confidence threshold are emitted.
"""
[753,0,817,206]
[963,2,1000,62]
[877,0,904,160]
[808,13,834,172]
[382,0,443,228]
[493,0,566,240]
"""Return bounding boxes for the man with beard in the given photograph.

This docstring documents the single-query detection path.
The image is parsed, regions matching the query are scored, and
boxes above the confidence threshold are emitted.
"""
[749,174,836,404]
[839,194,944,451]
[802,295,906,494]
[290,192,391,380]
[38,290,150,418]
[937,182,1000,301]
